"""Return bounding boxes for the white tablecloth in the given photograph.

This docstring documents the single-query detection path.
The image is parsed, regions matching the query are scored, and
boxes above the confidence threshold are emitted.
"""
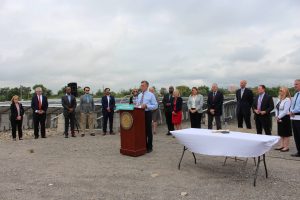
[171,128,280,157]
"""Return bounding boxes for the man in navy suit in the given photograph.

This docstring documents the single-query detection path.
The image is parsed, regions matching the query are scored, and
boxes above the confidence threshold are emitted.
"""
[252,85,274,135]
[61,86,77,138]
[31,87,49,139]
[236,80,254,129]
[207,83,224,130]
[101,88,115,135]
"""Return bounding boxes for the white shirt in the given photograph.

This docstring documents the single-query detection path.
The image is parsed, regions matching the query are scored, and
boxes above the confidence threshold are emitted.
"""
[275,98,291,119]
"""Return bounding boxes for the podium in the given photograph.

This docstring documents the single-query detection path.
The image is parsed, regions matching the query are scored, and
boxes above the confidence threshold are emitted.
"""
[119,108,146,156]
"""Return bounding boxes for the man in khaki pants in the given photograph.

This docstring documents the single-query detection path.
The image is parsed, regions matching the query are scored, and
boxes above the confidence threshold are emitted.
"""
[80,86,95,136]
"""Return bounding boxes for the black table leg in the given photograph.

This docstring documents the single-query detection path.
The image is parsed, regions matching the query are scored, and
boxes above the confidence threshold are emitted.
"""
[253,154,268,186]
[263,154,268,178]
[178,146,187,170]
[192,152,197,164]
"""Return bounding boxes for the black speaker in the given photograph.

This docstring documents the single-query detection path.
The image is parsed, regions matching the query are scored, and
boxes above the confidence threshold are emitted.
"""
[68,82,78,97]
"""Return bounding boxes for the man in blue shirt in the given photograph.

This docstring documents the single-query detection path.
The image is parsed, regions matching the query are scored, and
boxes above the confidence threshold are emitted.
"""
[137,80,158,153]
[290,79,300,157]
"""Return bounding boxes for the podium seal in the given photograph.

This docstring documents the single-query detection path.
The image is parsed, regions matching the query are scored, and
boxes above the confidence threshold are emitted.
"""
[120,112,133,130]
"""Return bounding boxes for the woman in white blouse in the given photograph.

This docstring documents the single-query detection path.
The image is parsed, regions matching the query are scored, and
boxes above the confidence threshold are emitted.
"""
[275,87,292,152]
[187,87,204,128]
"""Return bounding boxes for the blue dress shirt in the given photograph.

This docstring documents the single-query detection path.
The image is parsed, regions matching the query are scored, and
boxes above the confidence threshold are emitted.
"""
[137,91,158,111]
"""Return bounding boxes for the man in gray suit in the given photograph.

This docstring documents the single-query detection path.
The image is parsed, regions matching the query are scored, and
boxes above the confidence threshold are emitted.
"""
[80,86,95,137]
[61,87,77,138]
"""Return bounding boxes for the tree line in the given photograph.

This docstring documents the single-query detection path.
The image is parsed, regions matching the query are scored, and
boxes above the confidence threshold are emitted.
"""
[0,84,296,102]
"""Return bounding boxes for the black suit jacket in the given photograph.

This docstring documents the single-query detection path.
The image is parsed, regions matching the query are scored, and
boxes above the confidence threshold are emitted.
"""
[10,103,24,121]
[252,93,274,115]
[31,95,48,113]
[236,88,254,113]
[207,91,224,116]
[101,95,115,111]
[171,97,183,113]
[61,94,77,114]
[162,93,174,112]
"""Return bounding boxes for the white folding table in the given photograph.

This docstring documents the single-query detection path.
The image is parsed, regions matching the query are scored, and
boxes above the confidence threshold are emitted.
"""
[171,128,280,186]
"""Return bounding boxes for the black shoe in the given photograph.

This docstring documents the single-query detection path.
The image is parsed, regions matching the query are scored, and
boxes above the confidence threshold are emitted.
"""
[90,133,95,136]
[110,131,115,135]
[147,149,153,153]
[71,134,76,137]
[275,147,284,150]
[19,138,23,140]
[81,134,85,137]
[34,136,39,139]
[13,138,17,141]
[102,132,107,136]
[41,136,47,138]
[65,135,68,138]
[166,133,171,136]
[280,148,289,152]
[291,153,300,157]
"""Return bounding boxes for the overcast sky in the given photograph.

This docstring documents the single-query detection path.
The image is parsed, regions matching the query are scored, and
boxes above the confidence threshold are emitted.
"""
[0,0,300,93]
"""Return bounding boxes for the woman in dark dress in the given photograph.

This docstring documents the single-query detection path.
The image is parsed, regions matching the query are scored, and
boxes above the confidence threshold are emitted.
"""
[172,90,183,130]
[10,95,25,141]
[274,87,292,152]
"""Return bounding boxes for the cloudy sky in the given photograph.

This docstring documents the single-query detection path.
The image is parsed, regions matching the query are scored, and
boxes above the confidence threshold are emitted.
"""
[0,0,300,93]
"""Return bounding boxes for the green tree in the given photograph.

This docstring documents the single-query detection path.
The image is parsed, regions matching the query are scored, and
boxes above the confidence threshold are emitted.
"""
[159,87,167,96]
[197,85,209,96]
[176,85,191,97]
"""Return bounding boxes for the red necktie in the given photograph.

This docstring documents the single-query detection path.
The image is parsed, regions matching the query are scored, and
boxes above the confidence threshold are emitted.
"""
[38,95,42,110]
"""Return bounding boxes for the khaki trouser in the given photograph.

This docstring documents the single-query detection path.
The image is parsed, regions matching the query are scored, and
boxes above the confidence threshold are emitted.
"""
[80,112,94,134]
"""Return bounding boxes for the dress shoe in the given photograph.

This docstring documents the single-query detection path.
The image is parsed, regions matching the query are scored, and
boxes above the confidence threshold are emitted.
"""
[147,149,153,153]
[65,135,69,138]
[291,153,300,157]
[102,132,107,136]
[90,133,95,136]
[71,133,76,137]
[110,131,115,135]
[34,136,39,139]
[13,138,17,141]
[19,138,23,140]
[166,133,171,136]
[41,136,47,138]
[280,148,289,152]
[275,147,284,150]
[81,134,85,137]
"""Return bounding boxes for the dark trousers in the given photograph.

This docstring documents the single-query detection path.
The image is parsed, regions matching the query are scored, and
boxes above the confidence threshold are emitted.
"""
[102,110,114,132]
[64,112,75,135]
[237,109,252,129]
[292,120,300,154]
[190,112,202,128]
[255,114,272,135]
[33,113,46,138]
[208,114,222,130]
[145,111,153,151]
[165,111,174,133]
[11,119,23,139]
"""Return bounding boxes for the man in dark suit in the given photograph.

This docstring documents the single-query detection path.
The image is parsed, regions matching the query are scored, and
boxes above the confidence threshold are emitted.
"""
[236,80,254,129]
[61,86,77,138]
[252,85,274,135]
[162,86,174,135]
[31,87,48,139]
[101,88,116,135]
[207,83,224,130]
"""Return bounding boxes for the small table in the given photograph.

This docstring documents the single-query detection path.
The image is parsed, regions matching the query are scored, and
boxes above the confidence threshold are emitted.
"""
[171,128,280,186]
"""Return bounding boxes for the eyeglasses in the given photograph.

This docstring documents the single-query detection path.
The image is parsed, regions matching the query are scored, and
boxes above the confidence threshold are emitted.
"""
[85,90,90,92]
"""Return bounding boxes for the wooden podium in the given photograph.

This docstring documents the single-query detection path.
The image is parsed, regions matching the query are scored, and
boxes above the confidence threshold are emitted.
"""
[119,108,146,156]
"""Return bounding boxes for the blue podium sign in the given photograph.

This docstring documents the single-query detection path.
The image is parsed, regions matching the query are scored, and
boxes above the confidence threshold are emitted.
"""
[115,104,135,111]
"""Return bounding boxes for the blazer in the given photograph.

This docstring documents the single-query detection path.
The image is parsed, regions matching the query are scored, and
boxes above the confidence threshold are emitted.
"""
[187,94,204,113]
[171,97,183,113]
[101,95,115,111]
[80,94,95,113]
[31,95,48,113]
[275,98,291,119]
[162,93,173,112]
[252,93,274,115]
[236,88,254,113]
[61,94,77,114]
[10,103,24,121]
[207,91,224,116]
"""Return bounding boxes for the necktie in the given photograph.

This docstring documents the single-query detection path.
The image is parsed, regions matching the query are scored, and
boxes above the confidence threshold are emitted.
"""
[213,92,216,101]
[241,89,244,98]
[293,92,299,109]
[140,92,145,104]
[86,95,89,103]
[38,95,42,110]
[257,95,262,111]
[68,95,71,103]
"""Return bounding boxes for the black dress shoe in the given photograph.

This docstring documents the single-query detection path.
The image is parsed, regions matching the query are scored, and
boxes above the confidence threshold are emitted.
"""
[34,136,39,139]
[90,133,95,136]
[280,148,289,152]
[166,133,171,136]
[71,134,76,137]
[65,135,68,138]
[102,132,107,136]
[19,138,23,140]
[41,136,47,138]
[291,153,300,157]
[147,149,153,153]
[13,138,17,141]
[110,131,115,135]
[81,134,85,137]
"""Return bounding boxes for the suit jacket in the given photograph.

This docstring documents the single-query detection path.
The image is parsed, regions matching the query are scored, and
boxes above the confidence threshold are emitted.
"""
[171,97,183,113]
[236,88,253,113]
[252,93,274,116]
[80,94,95,113]
[207,91,224,116]
[10,103,24,121]
[162,93,173,112]
[31,95,48,114]
[61,94,77,114]
[187,94,204,113]
[101,95,115,112]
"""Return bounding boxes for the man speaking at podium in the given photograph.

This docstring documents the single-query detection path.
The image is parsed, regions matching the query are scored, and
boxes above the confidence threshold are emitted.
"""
[137,80,158,153]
